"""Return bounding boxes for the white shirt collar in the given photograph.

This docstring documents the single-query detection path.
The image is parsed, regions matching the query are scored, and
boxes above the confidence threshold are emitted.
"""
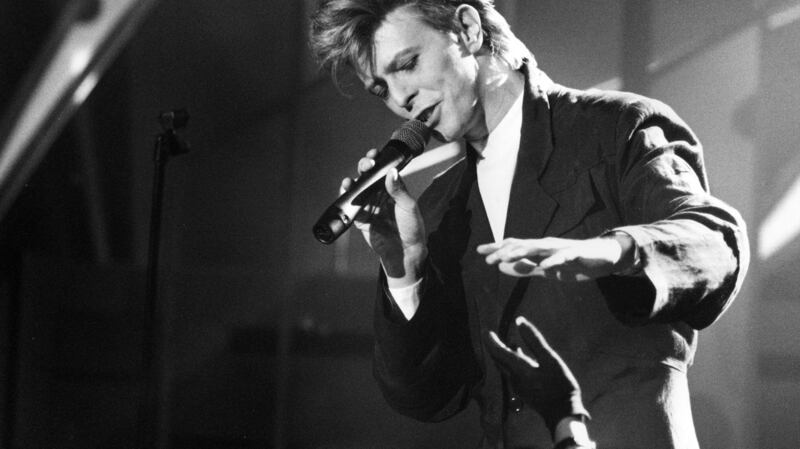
[476,89,525,242]
[480,90,525,163]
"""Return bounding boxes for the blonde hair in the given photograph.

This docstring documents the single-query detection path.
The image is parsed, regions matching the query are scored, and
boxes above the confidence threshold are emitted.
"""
[309,0,532,87]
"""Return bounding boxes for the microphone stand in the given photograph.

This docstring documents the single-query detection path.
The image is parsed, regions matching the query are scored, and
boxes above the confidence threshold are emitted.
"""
[138,109,189,449]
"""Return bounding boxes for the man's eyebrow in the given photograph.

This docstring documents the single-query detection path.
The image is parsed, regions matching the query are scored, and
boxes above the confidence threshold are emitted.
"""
[361,45,420,91]
[382,46,420,74]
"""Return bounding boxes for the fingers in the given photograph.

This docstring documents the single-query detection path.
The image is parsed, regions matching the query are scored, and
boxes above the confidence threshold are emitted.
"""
[537,251,571,270]
[536,248,598,282]
[487,331,513,356]
[486,332,514,372]
[515,317,553,360]
[341,150,380,195]
[357,148,379,175]
[354,189,393,226]
[477,239,532,265]
[480,238,609,281]
[339,177,352,196]
[487,331,540,371]
[347,147,415,211]
[476,242,502,255]
[515,316,574,373]
[486,332,523,368]
[341,148,389,220]
[345,177,392,229]
[479,241,541,277]
[513,345,540,368]
[342,176,384,217]
[358,154,376,174]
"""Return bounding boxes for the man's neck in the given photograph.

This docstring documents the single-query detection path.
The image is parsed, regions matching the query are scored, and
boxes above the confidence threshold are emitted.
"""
[466,55,525,153]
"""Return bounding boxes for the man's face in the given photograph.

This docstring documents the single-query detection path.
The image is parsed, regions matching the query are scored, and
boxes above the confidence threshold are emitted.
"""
[361,5,483,142]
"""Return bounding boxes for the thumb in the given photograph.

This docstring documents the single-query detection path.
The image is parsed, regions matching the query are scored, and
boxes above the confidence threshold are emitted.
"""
[385,168,415,209]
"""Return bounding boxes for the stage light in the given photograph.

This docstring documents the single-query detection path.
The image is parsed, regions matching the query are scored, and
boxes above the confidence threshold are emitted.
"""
[758,173,800,259]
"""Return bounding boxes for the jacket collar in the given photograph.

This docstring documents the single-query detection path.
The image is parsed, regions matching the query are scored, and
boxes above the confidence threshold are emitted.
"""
[519,60,556,180]
[501,61,558,241]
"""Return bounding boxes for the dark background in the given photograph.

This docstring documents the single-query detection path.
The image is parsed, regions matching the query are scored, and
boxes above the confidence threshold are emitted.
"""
[1,0,799,448]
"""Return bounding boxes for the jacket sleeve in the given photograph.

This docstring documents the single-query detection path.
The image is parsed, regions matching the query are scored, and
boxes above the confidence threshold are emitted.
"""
[596,99,750,330]
[372,165,480,422]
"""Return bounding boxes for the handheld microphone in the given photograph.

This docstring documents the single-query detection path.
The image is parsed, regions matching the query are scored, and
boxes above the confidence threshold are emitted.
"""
[313,119,431,244]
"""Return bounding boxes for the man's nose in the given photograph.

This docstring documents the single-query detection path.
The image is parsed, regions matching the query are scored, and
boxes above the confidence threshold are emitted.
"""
[389,83,417,114]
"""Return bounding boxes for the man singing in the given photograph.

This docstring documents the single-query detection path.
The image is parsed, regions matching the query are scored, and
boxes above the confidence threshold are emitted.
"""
[309,1,749,448]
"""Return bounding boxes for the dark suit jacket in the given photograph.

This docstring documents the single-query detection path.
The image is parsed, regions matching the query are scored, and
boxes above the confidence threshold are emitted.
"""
[371,64,749,449]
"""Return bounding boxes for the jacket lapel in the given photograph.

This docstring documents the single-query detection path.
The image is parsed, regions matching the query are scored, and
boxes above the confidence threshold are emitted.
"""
[503,63,559,241]
[495,66,558,314]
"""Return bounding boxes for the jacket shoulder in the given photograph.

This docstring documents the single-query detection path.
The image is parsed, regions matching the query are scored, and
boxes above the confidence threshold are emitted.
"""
[547,85,697,151]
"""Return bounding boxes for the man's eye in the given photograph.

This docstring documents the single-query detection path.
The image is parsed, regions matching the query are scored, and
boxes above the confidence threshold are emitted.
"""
[399,55,418,71]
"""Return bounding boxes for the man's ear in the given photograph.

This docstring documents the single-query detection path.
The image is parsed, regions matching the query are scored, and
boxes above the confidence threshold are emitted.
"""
[455,4,484,55]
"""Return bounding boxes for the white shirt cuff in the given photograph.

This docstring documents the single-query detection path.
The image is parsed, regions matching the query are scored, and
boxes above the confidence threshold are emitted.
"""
[387,278,423,320]
[554,416,592,447]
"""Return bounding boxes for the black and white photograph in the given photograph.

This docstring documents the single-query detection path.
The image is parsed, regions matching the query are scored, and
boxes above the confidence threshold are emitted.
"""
[0,0,798,448]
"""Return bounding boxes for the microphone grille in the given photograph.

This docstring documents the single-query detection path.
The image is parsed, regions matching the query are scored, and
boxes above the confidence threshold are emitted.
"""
[390,119,431,156]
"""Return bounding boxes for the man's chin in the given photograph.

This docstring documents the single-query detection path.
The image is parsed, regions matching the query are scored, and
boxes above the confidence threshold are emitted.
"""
[430,125,458,144]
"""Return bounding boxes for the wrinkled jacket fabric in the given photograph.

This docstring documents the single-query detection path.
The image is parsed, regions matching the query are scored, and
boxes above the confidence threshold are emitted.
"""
[372,64,749,449]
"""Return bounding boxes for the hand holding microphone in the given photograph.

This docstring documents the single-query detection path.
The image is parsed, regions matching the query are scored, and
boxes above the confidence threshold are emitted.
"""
[313,119,431,286]
[313,119,430,243]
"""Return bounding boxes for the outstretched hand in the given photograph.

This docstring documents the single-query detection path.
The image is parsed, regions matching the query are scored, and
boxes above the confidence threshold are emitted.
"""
[487,317,589,436]
[477,236,631,281]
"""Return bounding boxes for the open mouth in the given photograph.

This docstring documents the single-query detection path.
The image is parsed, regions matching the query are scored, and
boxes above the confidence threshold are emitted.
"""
[416,104,436,124]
